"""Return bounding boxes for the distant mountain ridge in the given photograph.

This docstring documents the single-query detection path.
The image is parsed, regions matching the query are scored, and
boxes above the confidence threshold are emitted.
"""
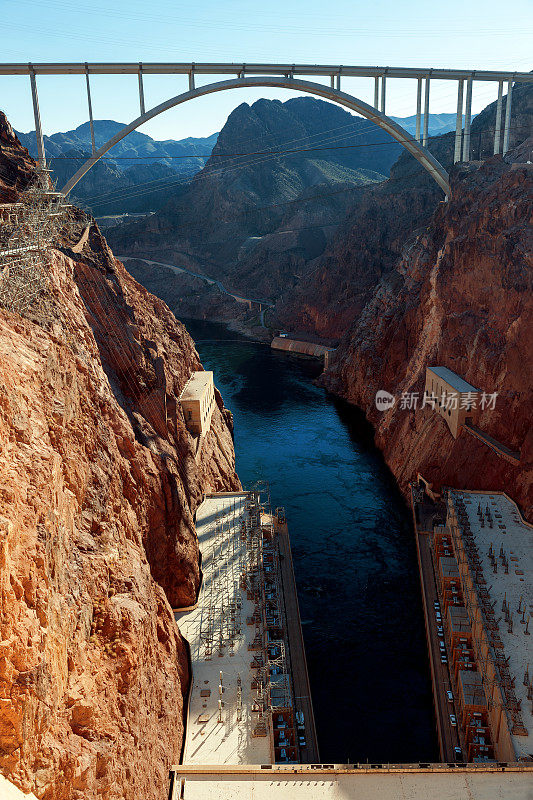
[13,110,463,216]
[16,111,460,169]
[15,119,218,170]
[391,112,471,136]
[13,121,219,216]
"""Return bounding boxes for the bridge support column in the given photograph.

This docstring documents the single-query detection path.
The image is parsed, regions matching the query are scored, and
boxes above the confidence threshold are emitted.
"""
[423,76,430,147]
[493,80,503,154]
[138,63,145,115]
[85,64,96,155]
[462,76,473,162]
[330,74,335,89]
[454,79,464,164]
[189,65,195,91]
[415,77,422,142]
[28,65,46,166]
[502,79,513,155]
[374,76,379,109]
[380,75,386,114]
[336,69,341,91]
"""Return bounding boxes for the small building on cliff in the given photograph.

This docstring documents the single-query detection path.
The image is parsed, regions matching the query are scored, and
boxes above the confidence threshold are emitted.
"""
[424,366,479,438]
[179,371,215,436]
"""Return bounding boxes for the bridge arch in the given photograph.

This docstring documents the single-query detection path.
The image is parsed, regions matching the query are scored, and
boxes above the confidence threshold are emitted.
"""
[60,76,450,196]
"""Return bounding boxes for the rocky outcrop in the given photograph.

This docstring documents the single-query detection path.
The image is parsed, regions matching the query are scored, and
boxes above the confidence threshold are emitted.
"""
[106,97,395,298]
[123,258,250,326]
[322,157,533,519]
[0,114,35,201]
[272,173,442,338]
[0,112,239,799]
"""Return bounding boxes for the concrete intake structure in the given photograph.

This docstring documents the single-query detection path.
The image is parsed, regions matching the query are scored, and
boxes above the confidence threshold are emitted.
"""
[179,371,216,437]
[424,366,479,439]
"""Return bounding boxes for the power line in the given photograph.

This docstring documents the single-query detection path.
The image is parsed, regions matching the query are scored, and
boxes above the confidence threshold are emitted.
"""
[0,115,527,214]
[64,120,396,206]
[67,121,530,210]
[50,123,532,162]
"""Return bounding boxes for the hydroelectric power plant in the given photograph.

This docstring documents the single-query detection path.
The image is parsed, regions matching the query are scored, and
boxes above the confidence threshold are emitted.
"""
[0,21,532,799]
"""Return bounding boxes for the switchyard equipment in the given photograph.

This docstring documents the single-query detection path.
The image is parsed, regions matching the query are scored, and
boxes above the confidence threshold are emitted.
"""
[175,488,310,766]
[428,490,532,762]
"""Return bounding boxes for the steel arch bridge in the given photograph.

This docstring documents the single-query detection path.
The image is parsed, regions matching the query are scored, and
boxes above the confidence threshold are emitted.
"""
[60,77,450,195]
[3,62,531,198]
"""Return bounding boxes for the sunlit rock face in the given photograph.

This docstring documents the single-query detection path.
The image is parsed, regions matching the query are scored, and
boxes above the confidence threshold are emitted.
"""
[0,111,239,800]
[273,83,533,341]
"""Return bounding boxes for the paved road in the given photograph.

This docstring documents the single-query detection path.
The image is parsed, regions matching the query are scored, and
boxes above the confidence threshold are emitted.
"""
[416,531,463,762]
[117,254,274,324]
[275,519,320,764]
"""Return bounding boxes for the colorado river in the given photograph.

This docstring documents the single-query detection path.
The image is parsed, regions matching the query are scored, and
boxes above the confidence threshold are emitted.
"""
[185,318,438,764]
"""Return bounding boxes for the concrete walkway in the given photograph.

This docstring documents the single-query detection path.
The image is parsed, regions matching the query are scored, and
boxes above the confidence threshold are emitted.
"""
[71,223,91,253]
[463,422,520,465]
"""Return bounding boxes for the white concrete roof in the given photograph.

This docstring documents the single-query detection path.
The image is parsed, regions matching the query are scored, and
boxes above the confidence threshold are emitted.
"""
[428,366,479,394]
[175,494,271,766]
[0,775,38,800]
[175,769,533,800]
[451,491,533,759]
[180,371,213,402]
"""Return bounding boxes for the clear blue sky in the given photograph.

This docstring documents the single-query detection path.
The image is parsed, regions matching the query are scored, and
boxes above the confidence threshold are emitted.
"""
[1,0,532,140]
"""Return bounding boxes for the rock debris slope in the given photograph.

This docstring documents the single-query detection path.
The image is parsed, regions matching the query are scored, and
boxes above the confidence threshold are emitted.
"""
[0,111,239,800]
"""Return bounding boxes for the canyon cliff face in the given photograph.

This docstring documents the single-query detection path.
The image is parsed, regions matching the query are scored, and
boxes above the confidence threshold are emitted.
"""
[273,83,532,340]
[107,96,397,299]
[322,157,533,519]
[0,112,239,799]
[109,85,530,341]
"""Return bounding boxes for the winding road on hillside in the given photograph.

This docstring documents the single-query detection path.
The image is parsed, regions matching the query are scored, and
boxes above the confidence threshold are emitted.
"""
[117,254,273,325]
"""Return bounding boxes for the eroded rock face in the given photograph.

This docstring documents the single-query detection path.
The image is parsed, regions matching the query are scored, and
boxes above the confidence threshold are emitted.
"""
[0,113,35,201]
[0,113,240,799]
[322,159,533,519]
[273,83,532,341]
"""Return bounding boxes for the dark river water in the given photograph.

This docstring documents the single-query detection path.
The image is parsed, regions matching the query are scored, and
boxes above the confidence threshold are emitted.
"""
[184,319,438,764]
